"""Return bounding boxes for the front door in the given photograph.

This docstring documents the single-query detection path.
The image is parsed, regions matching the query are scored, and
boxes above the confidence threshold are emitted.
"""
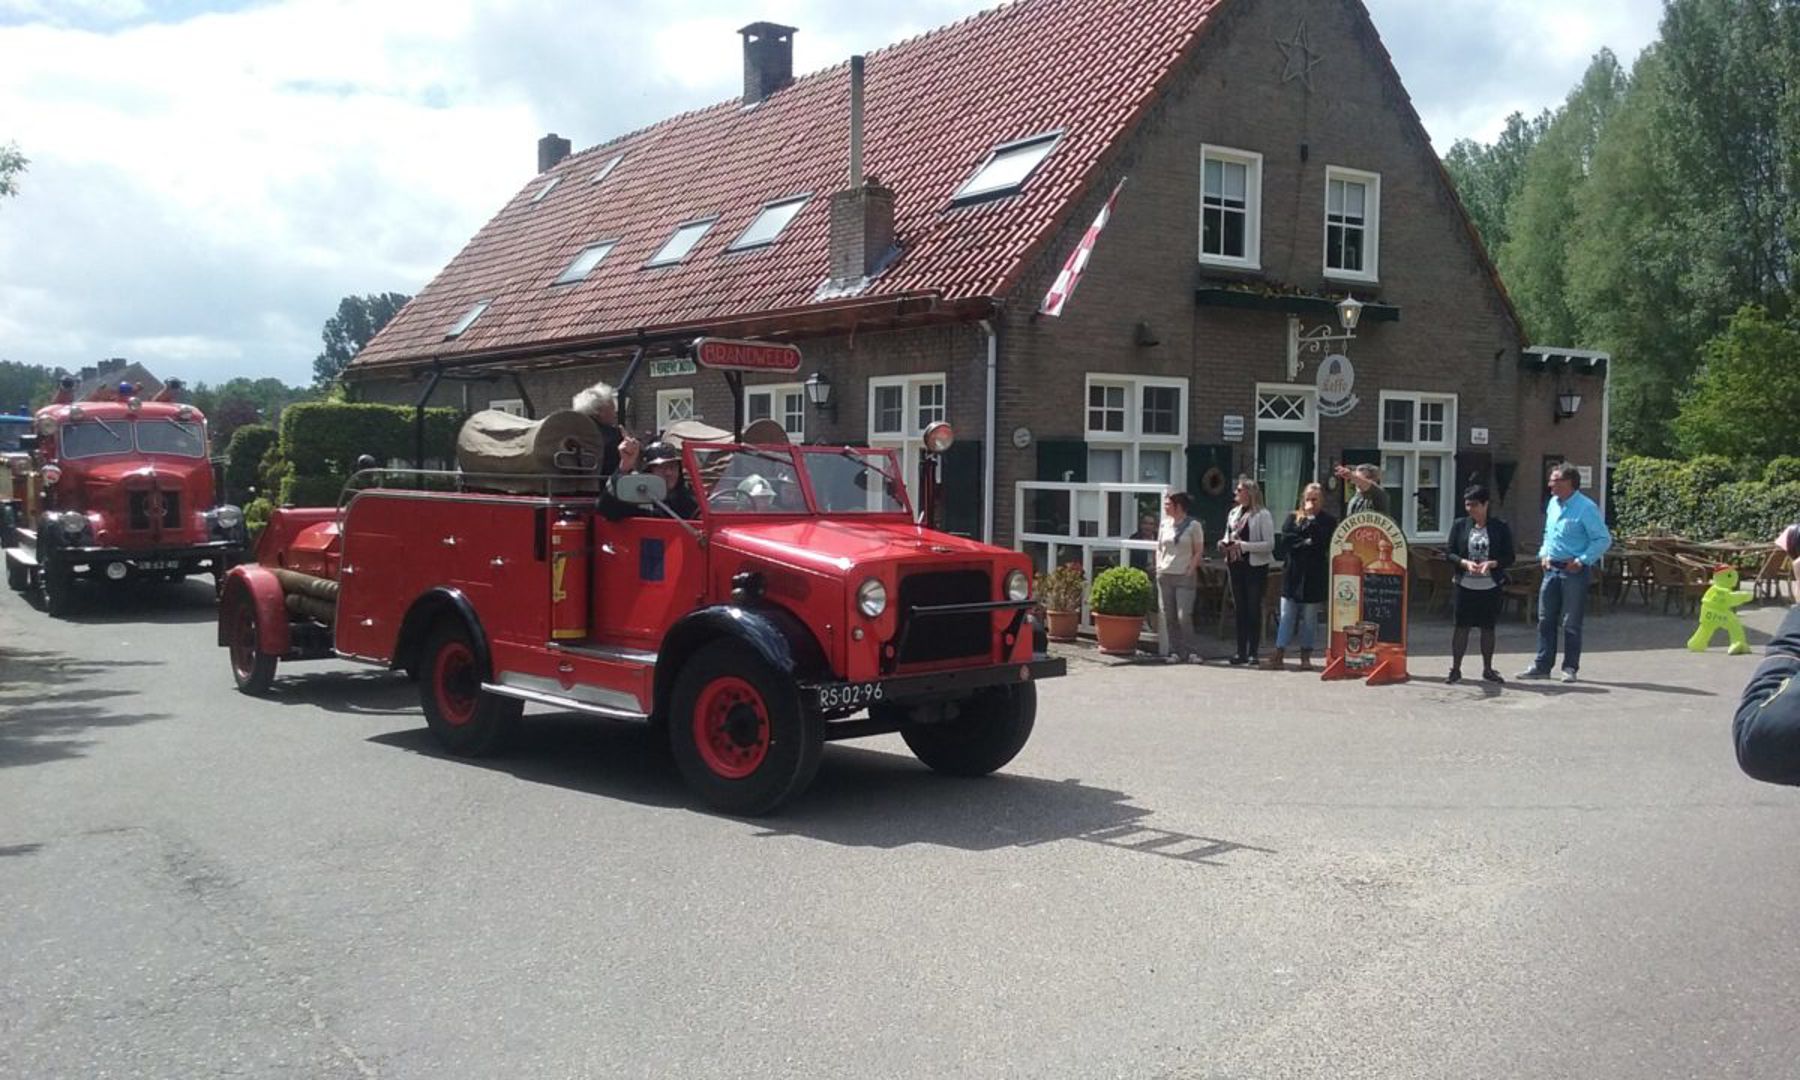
[1257,430,1315,517]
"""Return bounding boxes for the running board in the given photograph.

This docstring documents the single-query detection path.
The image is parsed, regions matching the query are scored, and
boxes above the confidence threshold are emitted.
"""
[5,543,36,568]
[480,681,650,722]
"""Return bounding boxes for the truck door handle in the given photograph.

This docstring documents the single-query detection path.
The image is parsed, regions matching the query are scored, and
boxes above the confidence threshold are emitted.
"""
[441,536,458,546]
[490,557,506,568]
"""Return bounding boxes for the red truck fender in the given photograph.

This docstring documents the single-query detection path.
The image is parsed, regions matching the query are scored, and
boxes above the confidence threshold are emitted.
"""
[218,563,291,656]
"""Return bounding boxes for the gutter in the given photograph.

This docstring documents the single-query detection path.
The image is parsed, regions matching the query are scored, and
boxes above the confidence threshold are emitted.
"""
[979,319,998,545]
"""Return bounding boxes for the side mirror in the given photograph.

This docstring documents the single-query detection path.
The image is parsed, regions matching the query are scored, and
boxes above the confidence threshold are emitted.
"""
[17,434,37,452]
[609,472,667,505]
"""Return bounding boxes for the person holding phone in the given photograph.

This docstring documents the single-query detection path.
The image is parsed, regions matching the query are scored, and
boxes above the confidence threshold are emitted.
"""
[1734,524,1800,785]
[1444,484,1515,684]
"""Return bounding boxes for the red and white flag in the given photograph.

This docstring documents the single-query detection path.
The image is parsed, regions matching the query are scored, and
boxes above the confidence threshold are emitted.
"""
[1039,177,1127,317]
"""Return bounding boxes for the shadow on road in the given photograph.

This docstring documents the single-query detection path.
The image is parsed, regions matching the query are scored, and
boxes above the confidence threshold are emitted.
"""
[259,669,419,716]
[0,646,168,768]
[369,713,1266,863]
[19,577,221,626]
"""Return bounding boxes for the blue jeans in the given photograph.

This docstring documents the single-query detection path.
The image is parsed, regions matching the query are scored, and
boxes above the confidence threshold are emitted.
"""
[1275,597,1318,651]
[1534,566,1590,673]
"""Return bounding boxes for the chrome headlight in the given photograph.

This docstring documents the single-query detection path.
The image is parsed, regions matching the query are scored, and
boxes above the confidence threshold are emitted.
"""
[856,577,888,618]
[1005,569,1029,602]
[213,504,243,530]
[59,511,88,536]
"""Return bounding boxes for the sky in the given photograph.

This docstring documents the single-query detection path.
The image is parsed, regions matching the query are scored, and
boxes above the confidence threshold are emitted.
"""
[0,0,1666,389]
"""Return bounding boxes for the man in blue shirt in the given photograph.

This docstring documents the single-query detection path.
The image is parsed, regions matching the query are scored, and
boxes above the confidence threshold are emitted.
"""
[1519,464,1611,683]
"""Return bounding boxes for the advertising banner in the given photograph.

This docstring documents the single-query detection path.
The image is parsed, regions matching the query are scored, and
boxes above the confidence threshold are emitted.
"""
[1321,511,1410,685]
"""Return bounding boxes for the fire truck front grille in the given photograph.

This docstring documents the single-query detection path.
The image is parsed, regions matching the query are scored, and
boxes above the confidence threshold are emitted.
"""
[895,569,992,665]
[127,492,180,529]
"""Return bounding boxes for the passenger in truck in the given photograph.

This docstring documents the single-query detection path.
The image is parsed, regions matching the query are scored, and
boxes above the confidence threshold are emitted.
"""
[572,380,640,475]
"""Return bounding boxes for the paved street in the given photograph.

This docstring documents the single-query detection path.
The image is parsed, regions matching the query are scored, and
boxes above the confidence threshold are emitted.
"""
[3,579,1799,1079]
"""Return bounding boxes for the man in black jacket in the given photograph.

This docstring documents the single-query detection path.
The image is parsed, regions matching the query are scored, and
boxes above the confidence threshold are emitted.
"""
[1734,526,1800,784]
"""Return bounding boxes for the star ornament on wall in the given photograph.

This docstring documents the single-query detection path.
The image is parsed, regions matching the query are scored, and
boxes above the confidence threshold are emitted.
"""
[1277,20,1323,91]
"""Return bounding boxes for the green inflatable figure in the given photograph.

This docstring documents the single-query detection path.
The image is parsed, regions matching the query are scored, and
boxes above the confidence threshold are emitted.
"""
[1689,565,1753,655]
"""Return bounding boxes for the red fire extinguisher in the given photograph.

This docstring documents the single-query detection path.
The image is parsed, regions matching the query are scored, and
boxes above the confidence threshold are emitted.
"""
[550,511,589,641]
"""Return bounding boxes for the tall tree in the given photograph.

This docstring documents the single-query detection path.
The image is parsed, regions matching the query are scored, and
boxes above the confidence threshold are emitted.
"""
[0,359,54,412]
[1443,109,1549,256]
[1672,305,1800,462]
[1497,49,1629,347]
[0,142,25,202]
[314,292,410,389]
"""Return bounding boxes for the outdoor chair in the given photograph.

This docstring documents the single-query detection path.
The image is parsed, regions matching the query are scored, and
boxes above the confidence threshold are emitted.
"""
[1754,548,1794,604]
[1647,553,1711,616]
[1500,562,1541,624]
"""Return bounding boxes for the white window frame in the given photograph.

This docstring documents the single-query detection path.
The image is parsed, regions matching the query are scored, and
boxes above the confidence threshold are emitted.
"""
[553,240,617,285]
[868,374,948,497]
[952,132,1061,204]
[744,382,806,440]
[645,217,718,267]
[445,299,490,340]
[656,388,696,430]
[488,398,527,417]
[531,175,561,204]
[590,154,624,185]
[1198,145,1262,269]
[1084,374,1188,487]
[729,195,810,251]
[1377,391,1458,541]
[1323,165,1380,283]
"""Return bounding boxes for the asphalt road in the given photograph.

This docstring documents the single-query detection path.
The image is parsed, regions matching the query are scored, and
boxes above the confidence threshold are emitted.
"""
[4,576,1799,1079]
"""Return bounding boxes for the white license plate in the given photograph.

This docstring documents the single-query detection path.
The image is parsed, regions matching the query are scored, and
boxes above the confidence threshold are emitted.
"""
[136,560,180,571]
[815,681,885,710]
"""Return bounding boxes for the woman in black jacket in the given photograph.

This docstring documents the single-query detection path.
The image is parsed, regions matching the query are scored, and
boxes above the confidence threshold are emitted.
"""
[1445,484,1515,684]
[1267,482,1336,670]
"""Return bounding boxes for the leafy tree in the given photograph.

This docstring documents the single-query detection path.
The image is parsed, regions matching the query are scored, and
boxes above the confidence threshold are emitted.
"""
[0,359,55,412]
[187,376,314,450]
[1443,109,1548,255]
[313,292,410,389]
[1671,305,1800,462]
[0,142,25,202]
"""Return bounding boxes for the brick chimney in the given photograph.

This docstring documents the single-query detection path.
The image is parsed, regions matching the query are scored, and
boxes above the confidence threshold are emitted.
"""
[827,56,896,286]
[739,22,796,105]
[537,133,571,173]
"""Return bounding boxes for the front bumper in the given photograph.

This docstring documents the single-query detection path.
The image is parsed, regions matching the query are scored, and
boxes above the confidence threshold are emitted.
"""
[806,655,1067,715]
[54,539,244,575]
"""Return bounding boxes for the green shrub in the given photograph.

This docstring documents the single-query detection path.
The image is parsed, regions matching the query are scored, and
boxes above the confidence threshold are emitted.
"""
[223,423,276,503]
[1614,455,1800,541]
[1089,565,1152,617]
[279,401,461,474]
[244,497,274,532]
[1764,457,1800,487]
[1034,562,1086,611]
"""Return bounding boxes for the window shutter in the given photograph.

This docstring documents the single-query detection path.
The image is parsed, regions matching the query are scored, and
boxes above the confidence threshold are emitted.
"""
[941,440,983,539]
[1035,440,1088,484]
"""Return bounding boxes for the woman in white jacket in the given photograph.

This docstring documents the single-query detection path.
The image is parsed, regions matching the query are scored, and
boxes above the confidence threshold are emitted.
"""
[1220,478,1276,665]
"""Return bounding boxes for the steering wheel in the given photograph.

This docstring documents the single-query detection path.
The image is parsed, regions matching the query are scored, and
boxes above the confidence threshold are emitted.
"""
[708,488,746,510]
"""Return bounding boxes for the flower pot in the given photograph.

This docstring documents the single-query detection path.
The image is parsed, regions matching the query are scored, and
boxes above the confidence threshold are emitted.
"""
[1044,609,1080,642]
[1092,613,1144,656]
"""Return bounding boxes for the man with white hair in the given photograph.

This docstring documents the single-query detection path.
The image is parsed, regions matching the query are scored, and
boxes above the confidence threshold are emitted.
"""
[572,379,639,474]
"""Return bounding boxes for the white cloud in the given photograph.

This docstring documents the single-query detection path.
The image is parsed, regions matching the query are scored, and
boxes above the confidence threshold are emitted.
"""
[0,0,1665,386]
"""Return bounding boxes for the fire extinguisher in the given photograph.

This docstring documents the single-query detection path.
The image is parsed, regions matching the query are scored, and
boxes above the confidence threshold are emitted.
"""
[549,510,589,641]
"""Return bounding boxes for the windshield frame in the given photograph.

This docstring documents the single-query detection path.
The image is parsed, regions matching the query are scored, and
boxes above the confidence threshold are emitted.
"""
[53,417,210,461]
[132,417,208,458]
[56,419,136,460]
[683,442,913,520]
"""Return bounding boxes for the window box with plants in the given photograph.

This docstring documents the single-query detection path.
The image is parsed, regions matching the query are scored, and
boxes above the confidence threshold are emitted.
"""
[1089,564,1152,655]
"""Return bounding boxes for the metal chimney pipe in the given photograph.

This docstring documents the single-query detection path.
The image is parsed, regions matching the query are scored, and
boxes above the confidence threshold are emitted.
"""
[849,55,865,188]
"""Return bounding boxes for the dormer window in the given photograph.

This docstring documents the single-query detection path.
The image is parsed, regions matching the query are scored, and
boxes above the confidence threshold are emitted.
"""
[646,218,717,267]
[531,175,561,204]
[591,154,624,185]
[445,299,491,340]
[554,241,616,285]
[729,196,809,250]
[951,132,1060,204]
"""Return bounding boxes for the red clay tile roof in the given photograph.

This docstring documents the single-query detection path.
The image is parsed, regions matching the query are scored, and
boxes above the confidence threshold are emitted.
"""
[352,0,1224,372]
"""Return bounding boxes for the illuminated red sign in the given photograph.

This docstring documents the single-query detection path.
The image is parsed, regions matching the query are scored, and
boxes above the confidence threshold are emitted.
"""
[692,337,803,373]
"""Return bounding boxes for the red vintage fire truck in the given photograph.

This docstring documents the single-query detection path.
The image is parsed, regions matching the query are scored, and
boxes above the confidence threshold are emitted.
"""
[218,346,1063,815]
[3,381,247,615]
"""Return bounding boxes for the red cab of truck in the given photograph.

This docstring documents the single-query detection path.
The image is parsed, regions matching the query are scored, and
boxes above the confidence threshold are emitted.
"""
[220,433,1065,815]
[3,385,247,614]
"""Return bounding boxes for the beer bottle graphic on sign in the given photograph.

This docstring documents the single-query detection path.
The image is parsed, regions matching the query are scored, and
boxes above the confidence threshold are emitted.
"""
[1330,542,1363,658]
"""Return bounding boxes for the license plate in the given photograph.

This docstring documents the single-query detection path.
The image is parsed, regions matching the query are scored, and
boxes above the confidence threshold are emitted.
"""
[135,560,180,571]
[815,681,885,711]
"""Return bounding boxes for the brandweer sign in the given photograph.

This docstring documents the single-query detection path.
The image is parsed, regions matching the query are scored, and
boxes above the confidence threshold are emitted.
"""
[692,338,803,373]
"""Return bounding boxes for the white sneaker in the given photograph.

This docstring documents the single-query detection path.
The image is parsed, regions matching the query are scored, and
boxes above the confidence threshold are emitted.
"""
[1517,667,1550,680]
[1558,669,1578,683]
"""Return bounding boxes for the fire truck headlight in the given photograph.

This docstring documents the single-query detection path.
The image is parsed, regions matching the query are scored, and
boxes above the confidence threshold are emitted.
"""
[922,421,955,454]
[1005,569,1029,602]
[213,505,243,531]
[58,511,87,537]
[857,578,888,618]
[41,464,62,486]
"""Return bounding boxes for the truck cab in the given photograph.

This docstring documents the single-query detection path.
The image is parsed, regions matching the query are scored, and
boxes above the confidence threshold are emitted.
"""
[221,434,1064,815]
[3,394,247,614]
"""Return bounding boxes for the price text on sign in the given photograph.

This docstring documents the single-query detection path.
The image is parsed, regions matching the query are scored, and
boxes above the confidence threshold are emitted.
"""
[692,338,803,373]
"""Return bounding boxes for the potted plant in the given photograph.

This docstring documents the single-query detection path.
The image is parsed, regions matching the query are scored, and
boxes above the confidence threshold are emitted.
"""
[1089,565,1153,655]
[1034,562,1085,642]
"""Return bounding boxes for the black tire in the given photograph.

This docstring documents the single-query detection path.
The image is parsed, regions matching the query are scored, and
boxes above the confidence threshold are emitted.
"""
[668,639,823,815]
[5,556,26,592]
[900,683,1037,777]
[226,599,278,695]
[418,619,521,757]
[40,553,74,617]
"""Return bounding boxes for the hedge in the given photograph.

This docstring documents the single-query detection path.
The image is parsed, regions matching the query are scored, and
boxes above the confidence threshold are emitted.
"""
[1613,455,1800,541]
[222,423,276,503]
[273,402,464,507]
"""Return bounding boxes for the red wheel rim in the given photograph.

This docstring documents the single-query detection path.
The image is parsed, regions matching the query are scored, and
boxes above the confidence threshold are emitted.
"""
[693,676,770,779]
[229,606,258,680]
[433,640,479,727]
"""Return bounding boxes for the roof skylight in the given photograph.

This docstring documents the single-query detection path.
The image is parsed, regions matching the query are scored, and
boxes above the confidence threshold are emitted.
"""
[531,175,561,204]
[952,132,1061,204]
[554,241,616,285]
[729,196,810,251]
[445,299,491,339]
[591,154,624,185]
[646,218,717,266]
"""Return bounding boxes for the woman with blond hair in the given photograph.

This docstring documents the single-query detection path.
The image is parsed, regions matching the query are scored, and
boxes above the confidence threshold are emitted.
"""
[1220,477,1276,665]
[1267,482,1337,670]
